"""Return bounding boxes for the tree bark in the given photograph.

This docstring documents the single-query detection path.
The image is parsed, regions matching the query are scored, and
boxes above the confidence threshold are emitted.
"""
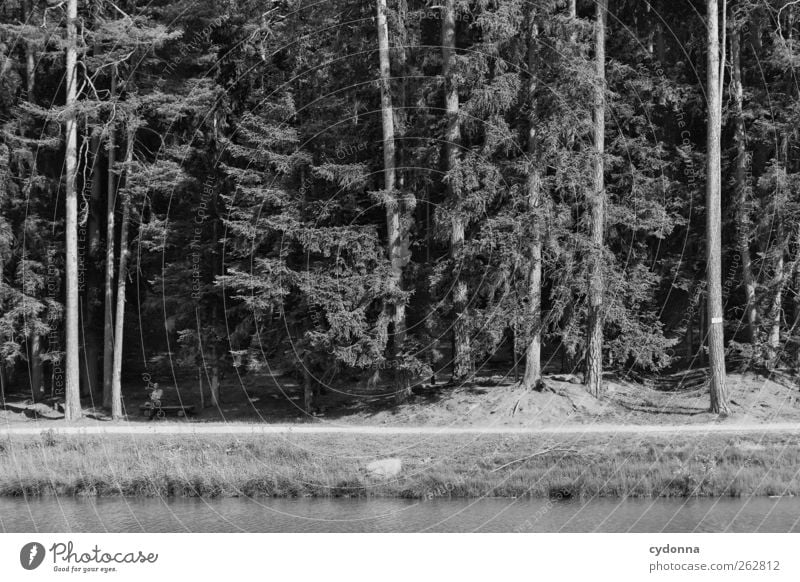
[442,0,470,381]
[24,0,35,98]
[706,0,730,415]
[768,245,784,353]
[377,0,410,397]
[80,132,102,400]
[522,6,543,390]
[585,0,606,398]
[569,0,577,44]
[103,74,117,409]
[302,360,313,414]
[0,363,6,403]
[28,332,42,399]
[791,229,800,367]
[731,29,758,344]
[768,133,787,357]
[699,294,706,366]
[23,0,43,403]
[656,22,666,63]
[210,342,220,408]
[63,0,81,420]
[109,128,134,420]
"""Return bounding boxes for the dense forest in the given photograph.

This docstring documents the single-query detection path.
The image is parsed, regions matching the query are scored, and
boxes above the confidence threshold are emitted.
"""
[1,0,799,421]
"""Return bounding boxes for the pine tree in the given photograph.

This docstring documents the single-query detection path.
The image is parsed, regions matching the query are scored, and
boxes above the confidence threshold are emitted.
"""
[63,0,81,420]
[376,0,412,397]
[706,0,730,414]
[521,1,544,390]
[441,0,471,381]
[585,0,607,397]
[730,12,757,344]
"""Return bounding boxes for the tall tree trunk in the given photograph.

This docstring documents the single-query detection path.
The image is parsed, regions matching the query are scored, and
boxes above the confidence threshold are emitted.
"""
[24,0,35,98]
[585,0,606,398]
[63,0,81,420]
[442,0,470,381]
[686,300,694,357]
[83,0,104,401]
[522,7,543,390]
[569,0,577,44]
[656,22,666,63]
[80,132,102,400]
[791,228,800,367]
[211,206,222,407]
[699,294,706,366]
[768,132,789,356]
[769,243,784,353]
[23,0,43,402]
[28,332,42,399]
[209,341,220,407]
[109,129,134,419]
[377,0,410,397]
[731,29,758,344]
[302,356,314,414]
[706,0,730,415]
[0,363,6,402]
[103,74,117,409]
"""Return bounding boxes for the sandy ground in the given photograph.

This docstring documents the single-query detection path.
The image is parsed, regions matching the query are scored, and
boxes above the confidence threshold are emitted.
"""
[1,368,798,430]
[1,422,799,436]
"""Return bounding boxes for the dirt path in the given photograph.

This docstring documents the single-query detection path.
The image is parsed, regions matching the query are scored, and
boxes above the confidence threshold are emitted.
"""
[1,421,799,436]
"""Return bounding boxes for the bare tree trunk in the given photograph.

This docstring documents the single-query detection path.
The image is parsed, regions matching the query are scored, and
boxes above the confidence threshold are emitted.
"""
[791,229,800,368]
[24,0,35,98]
[569,0,577,44]
[28,332,42,399]
[109,129,134,420]
[656,22,666,62]
[103,74,117,409]
[699,294,706,366]
[210,211,222,408]
[706,0,730,415]
[522,6,543,391]
[63,0,81,420]
[769,246,784,353]
[209,342,220,408]
[0,363,6,402]
[197,366,205,409]
[731,29,757,343]
[23,0,42,403]
[80,132,102,400]
[302,360,313,414]
[442,0,470,381]
[768,137,786,356]
[377,0,410,397]
[585,0,606,398]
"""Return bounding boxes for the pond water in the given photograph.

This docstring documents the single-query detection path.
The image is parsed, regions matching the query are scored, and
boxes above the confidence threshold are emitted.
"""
[2,496,799,533]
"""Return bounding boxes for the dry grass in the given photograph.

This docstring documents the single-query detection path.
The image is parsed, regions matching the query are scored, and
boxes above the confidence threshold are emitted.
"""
[1,430,799,499]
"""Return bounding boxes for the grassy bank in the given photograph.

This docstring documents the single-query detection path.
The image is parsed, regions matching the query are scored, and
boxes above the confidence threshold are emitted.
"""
[1,430,799,499]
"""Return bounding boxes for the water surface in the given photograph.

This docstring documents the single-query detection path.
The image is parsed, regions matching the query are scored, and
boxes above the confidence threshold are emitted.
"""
[2,496,799,532]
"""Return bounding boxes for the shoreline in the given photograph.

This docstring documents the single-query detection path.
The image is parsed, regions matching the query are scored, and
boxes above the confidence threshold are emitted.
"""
[1,430,798,500]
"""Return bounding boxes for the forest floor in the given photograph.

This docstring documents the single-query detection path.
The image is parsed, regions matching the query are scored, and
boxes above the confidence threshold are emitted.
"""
[1,368,799,428]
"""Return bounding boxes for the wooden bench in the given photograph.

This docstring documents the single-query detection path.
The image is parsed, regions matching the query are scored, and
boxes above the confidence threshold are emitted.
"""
[139,401,196,419]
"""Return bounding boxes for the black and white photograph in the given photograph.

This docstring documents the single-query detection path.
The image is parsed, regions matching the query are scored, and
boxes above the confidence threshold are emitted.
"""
[0,0,799,577]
